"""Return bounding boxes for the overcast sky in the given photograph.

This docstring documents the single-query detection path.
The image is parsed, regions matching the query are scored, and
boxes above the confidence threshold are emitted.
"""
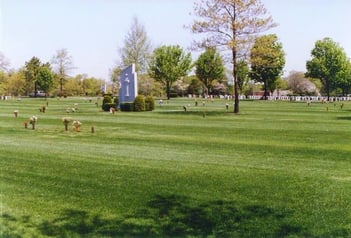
[1,0,351,81]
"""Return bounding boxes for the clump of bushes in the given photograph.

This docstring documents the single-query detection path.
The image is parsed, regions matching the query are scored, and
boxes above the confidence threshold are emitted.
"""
[145,96,155,111]
[120,102,134,112]
[119,95,155,112]
[102,94,118,112]
[134,95,146,112]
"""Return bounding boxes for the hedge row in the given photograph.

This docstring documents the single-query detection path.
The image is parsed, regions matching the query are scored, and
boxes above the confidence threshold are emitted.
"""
[120,95,155,112]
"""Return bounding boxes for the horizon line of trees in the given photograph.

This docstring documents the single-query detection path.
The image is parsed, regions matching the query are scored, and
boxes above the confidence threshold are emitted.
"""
[2,1,351,102]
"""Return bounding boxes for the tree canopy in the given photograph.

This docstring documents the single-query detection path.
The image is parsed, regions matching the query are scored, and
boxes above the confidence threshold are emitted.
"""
[191,0,276,113]
[195,48,225,96]
[51,48,75,96]
[24,57,55,96]
[250,34,285,98]
[119,17,152,75]
[306,37,350,99]
[148,45,192,99]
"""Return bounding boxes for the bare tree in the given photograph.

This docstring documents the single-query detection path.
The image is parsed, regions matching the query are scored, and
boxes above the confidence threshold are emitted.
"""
[51,48,74,96]
[0,52,10,71]
[191,0,276,113]
[119,17,152,75]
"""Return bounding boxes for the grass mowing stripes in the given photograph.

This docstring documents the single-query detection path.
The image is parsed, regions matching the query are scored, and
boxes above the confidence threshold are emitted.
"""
[1,97,351,237]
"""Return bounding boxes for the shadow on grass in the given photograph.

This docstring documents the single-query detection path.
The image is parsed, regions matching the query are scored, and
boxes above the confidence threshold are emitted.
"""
[337,116,351,120]
[3,194,348,237]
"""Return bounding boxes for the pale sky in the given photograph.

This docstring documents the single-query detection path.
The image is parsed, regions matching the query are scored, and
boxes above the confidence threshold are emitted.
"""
[1,0,351,81]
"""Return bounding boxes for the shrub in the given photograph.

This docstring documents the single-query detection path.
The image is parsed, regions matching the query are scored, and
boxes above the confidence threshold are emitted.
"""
[102,103,117,112]
[120,102,134,112]
[113,97,119,105]
[102,95,118,112]
[134,95,146,112]
[145,96,155,111]
[102,95,112,105]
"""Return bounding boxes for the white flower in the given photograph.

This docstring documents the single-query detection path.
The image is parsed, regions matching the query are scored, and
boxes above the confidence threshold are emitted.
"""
[62,117,71,123]
[72,120,82,126]
[30,116,37,122]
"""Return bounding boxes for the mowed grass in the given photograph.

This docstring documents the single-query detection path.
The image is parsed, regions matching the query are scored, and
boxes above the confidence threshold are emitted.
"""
[1,97,351,237]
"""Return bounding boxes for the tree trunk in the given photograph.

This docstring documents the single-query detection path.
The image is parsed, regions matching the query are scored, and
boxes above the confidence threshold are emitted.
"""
[233,49,239,114]
[60,77,63,97]
[166,82,171,100]
[326,78,330,101]
[264,78,268,100]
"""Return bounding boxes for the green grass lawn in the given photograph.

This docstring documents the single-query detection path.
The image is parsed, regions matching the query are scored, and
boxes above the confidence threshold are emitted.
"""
[1,97,351,237]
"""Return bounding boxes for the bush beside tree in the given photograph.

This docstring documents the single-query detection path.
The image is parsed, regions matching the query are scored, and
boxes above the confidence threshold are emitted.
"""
[145,96,155,111]
[134,95,146,112]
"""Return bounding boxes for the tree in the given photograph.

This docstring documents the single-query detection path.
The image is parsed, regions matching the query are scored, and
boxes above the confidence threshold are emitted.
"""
[82,77,104,96]
[237,60,249,94]
[0,52,10,71]
[6,70,26,96]
[306,37,349,100]
[187,76,203,96]
[195,47,225,96]
[36,64,55,96]
[110,67,122,95]
[119,17,152,74]
[24,57,41,96]
[250,34,285,99]
[148,45,192,99]
[334,60,351,96]
[191,0,276,113]
[286,71,317,96]
[51,48,74,97]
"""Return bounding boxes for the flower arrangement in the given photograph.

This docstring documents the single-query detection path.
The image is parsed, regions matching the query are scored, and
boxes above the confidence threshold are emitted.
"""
[62,117,71,131]
[29,116,38,129]
[74,103,78,111]
[72,120,82,132]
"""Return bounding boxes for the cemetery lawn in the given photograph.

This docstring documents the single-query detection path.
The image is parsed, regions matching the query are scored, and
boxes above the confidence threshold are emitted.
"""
[1,97,351,237]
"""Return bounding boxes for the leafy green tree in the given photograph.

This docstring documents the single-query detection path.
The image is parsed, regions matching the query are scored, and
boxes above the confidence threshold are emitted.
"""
[37,64,55,96]
[187,76,203,96]
[195,48,225,96]
[334,60,351,96]
[250,34,285,99]
[82,77,104,96]
[237,60,250,95]
[51,48,74,97]
[191,0,276,113]
[6,70,26,96]
[64,77,83,96]
[306,37,349,100]
[0,70,8,95]
[24,57,41,96]
[119,17,152,74]
[148,45,192,99]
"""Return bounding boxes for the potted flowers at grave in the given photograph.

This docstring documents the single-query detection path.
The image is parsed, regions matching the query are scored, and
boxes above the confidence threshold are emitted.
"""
[14,110,19,118]
[72,120,82,132]
[29,116,38,130]
[62,117,71,131]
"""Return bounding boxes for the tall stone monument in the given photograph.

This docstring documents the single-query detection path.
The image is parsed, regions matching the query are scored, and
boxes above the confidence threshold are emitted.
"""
[119,64,138,105]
